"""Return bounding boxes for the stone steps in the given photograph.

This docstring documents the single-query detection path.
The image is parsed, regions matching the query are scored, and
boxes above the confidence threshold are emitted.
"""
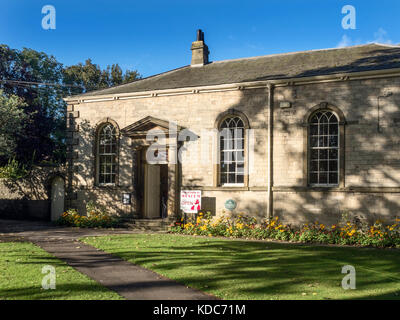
[122,219,170,232]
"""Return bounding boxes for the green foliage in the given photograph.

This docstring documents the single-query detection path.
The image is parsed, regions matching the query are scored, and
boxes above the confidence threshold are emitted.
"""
[0,157,29,180]
[0,44,141,166]
[57,202,122,228]
[63,59,141,96]
[0,45,66,165]
[0,90,29,159]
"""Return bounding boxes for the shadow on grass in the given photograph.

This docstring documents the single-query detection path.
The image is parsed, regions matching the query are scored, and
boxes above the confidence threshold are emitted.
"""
[84,234,400,299]
[0,282,119,300]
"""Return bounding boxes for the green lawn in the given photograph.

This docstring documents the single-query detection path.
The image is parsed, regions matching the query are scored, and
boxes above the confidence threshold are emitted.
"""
[82,234,400,300]
[0,242,122,300]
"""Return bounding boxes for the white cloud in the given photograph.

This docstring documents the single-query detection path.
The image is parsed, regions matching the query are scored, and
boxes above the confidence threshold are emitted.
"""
[372,28,392,44]
[337,34,352,48]
[336,28,394,48]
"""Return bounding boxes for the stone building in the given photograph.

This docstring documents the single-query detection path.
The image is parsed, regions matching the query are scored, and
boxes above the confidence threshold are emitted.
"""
[64,31,400,226]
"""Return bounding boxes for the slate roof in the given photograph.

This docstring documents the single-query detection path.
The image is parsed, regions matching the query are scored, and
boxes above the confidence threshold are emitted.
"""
[72,43,400,98]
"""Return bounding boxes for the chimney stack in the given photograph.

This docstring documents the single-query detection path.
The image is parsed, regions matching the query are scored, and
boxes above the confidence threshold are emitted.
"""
[191,29,209,66]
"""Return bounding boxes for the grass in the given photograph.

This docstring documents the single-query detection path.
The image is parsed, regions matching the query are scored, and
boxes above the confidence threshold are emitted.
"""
[82,233,400,300]
[0,242,122,300]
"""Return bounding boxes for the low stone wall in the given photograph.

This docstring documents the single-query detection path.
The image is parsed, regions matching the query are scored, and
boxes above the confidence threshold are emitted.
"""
[0,165,65,221]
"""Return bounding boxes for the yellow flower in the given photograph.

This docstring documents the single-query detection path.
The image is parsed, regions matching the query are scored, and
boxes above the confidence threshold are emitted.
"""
[347,229,356,236]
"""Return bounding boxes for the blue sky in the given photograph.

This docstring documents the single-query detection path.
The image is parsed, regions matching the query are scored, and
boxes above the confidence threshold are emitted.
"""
[1,0,399,77]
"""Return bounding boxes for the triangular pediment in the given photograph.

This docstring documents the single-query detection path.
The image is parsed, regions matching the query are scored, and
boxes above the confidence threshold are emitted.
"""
[121,116,184,138]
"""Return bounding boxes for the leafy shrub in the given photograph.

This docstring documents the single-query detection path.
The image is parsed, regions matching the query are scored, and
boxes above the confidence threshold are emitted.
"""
[57,201,121,228]
[0,158,29,180]
[169,212,400,248]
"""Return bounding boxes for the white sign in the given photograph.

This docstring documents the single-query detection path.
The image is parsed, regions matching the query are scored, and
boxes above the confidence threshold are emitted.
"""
[180,190,201,213]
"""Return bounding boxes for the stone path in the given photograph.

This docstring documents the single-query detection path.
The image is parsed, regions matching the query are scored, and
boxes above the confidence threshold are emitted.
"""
[0,219,216,300]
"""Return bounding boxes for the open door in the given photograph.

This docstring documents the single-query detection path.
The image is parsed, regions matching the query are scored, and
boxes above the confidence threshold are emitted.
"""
[144,164,161,218]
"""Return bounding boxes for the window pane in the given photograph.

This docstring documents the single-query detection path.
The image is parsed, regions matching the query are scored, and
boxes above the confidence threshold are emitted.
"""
[221,173,227,184]
[329,149,338,159]
[329,136,338,147]
[318,137,324,147]
[319,149,328,160]
[329,172,338,185]
[310,173,318,184]
[310,161,318,172]
[329,160,338,171]
[329,124,338,135]
[319,172,328,184]
[310,136,318,147]
[310,149,318,160]
[320,161,328,172]
[321,124,328,135]
[310,124,318,135]
[221,163,228,174]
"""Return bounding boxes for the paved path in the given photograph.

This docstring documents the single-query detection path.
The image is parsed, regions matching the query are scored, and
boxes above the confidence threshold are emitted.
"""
[0,219,216,300]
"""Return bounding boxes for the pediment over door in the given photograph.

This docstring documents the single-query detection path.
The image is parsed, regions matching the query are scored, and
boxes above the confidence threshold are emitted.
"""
[121,116,184,139]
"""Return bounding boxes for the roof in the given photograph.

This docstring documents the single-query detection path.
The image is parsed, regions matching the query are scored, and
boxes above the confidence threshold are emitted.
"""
[71,43,400,98]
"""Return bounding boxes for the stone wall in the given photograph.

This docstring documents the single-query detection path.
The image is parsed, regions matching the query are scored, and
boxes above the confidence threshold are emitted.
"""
[0,165,65,220]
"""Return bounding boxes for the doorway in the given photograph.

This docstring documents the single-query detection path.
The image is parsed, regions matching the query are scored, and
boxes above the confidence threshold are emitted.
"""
[139,148,168,219]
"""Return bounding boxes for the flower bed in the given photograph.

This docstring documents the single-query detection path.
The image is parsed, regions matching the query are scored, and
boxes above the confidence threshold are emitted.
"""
[56,202,121,228]
[169,212,400,248]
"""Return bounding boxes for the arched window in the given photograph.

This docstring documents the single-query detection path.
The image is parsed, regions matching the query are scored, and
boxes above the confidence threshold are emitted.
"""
[219,116,246,186]
[308,110,339,186]
[97,123,118,185]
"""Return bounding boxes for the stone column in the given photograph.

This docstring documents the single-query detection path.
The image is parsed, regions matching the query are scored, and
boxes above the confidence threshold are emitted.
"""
[167,138,179,221]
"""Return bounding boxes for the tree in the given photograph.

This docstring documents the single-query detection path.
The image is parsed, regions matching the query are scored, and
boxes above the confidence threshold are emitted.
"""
[0,45,66,165]
[63,60,141,95]
[0,90,28,160]
[0,44,141,166]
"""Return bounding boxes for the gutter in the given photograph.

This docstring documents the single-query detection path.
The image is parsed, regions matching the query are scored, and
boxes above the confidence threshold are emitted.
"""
[64,68,400,104]
[267,82,274,221]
